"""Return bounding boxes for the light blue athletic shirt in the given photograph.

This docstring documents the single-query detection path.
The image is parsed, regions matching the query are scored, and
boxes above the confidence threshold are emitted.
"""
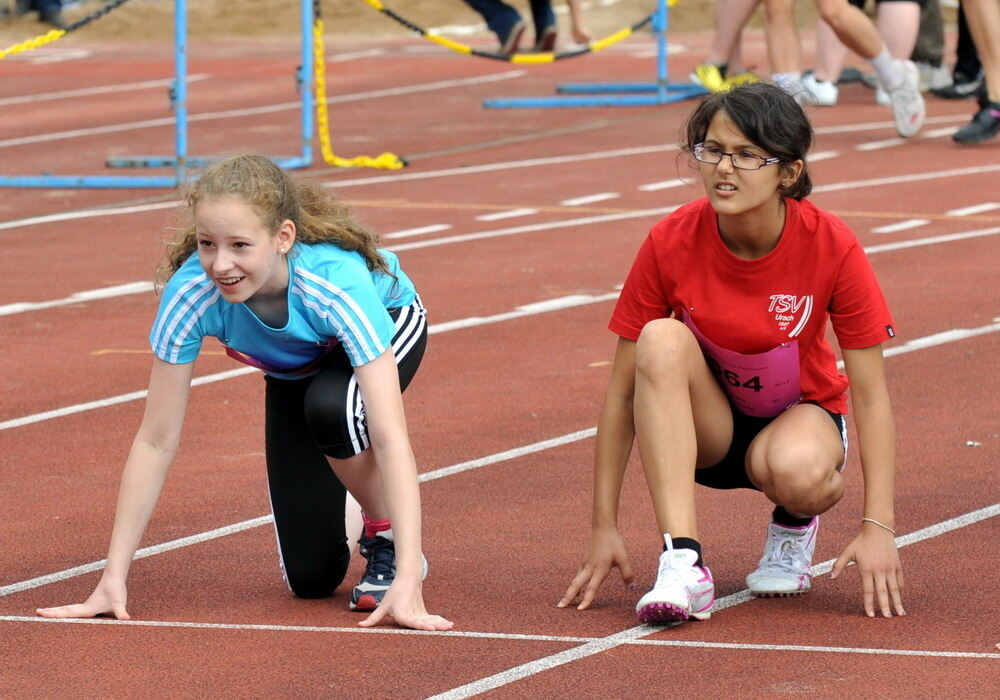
[149,243,416,377]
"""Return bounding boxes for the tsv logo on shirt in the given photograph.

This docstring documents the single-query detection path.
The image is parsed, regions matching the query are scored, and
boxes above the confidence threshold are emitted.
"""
[768,294,813,337]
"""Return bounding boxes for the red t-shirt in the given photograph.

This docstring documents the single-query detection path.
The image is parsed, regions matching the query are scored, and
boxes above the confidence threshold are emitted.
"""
[609,198,895,414]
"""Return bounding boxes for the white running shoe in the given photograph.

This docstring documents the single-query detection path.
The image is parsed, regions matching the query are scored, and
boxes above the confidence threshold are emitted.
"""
[887,60,925,138]
[800,73,838,106]
[746,518,818,597]
[636,535,714,623]
[915,61,952,92]
[874,84,890,107]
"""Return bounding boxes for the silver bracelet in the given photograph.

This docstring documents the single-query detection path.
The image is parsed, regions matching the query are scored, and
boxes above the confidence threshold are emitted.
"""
[862,517,897,536]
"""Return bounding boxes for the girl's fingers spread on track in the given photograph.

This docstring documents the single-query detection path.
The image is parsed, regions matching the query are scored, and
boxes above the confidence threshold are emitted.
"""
[414,614,454,631]
[358,607,388,628]
[618,556,635,587]
[861,572,876,617]
[888,576,905,616]
[875,573,892,617]
[578,577,604,611]
[36,603,99,619]
[830,550,851,580]
[557,566,595,608]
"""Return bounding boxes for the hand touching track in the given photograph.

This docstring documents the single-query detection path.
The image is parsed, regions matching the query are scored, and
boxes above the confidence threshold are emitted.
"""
[37,577,130,620]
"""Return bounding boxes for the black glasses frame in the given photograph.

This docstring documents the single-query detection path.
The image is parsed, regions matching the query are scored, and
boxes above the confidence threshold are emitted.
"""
[692,143,783,171]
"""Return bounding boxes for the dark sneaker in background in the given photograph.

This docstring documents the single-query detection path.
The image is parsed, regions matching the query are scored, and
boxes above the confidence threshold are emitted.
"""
[932,71,986,100]
[953,101,1000,144]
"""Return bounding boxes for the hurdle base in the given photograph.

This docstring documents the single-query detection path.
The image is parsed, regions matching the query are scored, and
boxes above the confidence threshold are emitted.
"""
[106,155,312,170]
[484,82,705,109]
[0,175,182,189]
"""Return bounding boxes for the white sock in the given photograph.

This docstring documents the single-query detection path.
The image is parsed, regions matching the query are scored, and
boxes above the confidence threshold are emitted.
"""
[871,48,903,90]
[772,72,802,96]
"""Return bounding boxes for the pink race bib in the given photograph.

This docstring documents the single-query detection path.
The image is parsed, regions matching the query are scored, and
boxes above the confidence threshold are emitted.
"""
[681,310,802,417]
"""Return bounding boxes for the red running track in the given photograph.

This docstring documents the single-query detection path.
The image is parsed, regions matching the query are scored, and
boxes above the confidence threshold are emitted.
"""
[1,29,998,698]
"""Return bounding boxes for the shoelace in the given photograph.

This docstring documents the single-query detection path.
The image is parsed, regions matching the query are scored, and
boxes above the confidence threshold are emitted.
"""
[651,556,698,592]
[360,536,396,580]
[757,535,810,576]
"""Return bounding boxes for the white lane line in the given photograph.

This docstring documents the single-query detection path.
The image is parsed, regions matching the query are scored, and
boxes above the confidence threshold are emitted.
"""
[0,292,619,431]
[923,126,959,139]
[0,76,210,108]
[560,193,619,206]
[0,200,181,233]
[638,178,688,192]
[382,224,452,239]
[0,144,676,234]
[428,503,1000,699]
[327,49,386,62]
[864,225,1000,254]
[811,163,1000,194]
[871,219,930,234]
[5,153,1000,237]
[324,144,680,189]
[7,219,1000,326]
[475,208,539,222]
[0,615,591,642]
[0,282,155,317]
[815,113,968,136]
[388,206,681,252]
[0,71,527,150]
[5,221,998,324]
[0,516,273,598]
[0,368,255,432]
[632,639,1000,659]
[3,615,995,660]
[946,203,1000,217]
[808,150,839,162]
[882,319,1000,358]
[2,318,997,595]
[856,138,906,151]
[9,47,91,65]
[0,427,598,597]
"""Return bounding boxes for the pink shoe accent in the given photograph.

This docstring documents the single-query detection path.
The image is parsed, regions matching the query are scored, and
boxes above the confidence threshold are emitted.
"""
[637,602,690,624]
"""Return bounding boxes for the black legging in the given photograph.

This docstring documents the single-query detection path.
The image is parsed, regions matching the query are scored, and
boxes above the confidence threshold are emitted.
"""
[262,300,427,598]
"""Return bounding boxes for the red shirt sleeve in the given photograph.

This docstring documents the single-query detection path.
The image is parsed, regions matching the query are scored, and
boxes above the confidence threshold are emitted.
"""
[609,232,672,341]
[829,241,896,349]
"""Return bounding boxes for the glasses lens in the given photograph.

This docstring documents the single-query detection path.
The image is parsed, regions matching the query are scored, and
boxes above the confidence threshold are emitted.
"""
[694,146,719,164]
[732,153,763,170]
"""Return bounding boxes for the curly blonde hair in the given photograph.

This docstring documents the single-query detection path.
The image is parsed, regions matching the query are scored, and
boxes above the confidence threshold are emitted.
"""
[156,154,387,286]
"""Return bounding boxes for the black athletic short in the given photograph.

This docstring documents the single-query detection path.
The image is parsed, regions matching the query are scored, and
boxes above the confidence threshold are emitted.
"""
[694,402,848,491]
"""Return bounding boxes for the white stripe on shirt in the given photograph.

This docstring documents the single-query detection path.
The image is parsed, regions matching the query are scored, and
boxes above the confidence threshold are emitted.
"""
[154,279,218,361]
[293,277,386,363]
[297,269,385,357]
[150,273,212,354]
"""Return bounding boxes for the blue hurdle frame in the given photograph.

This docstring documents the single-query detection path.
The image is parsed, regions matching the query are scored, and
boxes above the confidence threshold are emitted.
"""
[0,0,315,189]
[483,0,704,109]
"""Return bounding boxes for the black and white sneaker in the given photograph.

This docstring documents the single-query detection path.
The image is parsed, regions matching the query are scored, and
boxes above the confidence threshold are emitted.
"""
[953,101,1000,144]
[932,71,986,100]
[349,529,428,611]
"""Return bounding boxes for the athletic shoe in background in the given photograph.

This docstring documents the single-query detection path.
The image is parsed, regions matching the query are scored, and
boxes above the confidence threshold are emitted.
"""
[932,71,986,100]
[887,60,925,137]
[800,72,839,106]
[953,100,1000,144]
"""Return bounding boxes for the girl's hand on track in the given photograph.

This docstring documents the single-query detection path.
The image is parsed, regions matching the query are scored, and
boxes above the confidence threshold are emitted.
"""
[358,577,453,631]
[831,526,905,618]
[557,526,635,611]
[36,578,130,620]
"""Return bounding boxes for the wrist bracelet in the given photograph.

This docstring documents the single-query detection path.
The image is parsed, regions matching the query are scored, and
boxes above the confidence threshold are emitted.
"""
[862,517,897,536]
